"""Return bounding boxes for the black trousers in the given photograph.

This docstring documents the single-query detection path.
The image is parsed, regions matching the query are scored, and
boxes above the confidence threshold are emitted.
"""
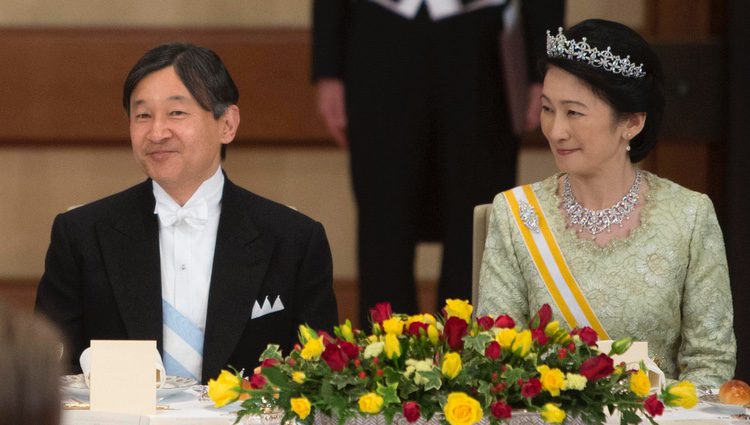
[345,3,518,326]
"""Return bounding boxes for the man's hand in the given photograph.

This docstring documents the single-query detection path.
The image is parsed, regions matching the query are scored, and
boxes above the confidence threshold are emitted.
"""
[523,83,544,131]
[316,78,348,148]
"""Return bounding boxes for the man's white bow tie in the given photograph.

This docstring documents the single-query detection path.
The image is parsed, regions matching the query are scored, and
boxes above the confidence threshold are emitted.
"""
[155,199,209,230]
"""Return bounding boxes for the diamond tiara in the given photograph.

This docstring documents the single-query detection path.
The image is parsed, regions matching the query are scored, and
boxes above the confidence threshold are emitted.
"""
[546,27,646,79]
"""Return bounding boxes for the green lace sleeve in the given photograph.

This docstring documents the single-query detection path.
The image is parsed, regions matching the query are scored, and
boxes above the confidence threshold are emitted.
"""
[476,193,531,324]
[677,194,736,386]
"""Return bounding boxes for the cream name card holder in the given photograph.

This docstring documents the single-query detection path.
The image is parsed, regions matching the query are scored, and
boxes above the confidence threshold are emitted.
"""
[89,340,157,415]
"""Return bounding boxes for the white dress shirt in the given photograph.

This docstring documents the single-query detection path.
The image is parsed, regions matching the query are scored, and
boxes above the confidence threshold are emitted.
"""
[153,167,223,335]
[369,0,507,20]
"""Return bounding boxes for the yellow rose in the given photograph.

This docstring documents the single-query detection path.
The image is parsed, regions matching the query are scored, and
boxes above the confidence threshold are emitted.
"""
[384,333,402,359]
[562,373,587,391]
[540,403,566,424]
[544,321,560,336]
[427,325,440,346]
[301,337,324,360]
[292,371,306,384]
[441,352,462,379]
[339,320,354,343]
[405,314,425,327]
[444,299,473,323]
[358,392,384,414]
[298,324,317,344]
[422,313,438,326]
[667,381,698,408]
[207,370,241,407]
[512,330,532,357]
[537,365,566,397]
[496,328,517,348]
[290,396,312,419]
[629,369,650,397]
[382,317,404,335]
[443,392,483,425]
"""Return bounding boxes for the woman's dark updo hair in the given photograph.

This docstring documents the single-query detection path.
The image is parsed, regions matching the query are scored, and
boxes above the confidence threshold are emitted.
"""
[540,19,665,163]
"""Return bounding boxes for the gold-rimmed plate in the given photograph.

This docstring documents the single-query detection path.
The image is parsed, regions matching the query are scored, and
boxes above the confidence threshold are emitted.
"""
[60,374,197,399]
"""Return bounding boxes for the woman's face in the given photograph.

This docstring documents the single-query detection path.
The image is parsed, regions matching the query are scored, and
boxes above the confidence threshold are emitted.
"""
[540,66,632,178]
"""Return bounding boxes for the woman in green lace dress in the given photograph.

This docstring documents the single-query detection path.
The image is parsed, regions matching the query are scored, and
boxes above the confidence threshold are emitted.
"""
[476,19,735,386]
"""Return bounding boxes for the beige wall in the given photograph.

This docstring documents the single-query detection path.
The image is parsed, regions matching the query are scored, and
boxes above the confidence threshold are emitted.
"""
[0,0,644,29]
[0,0,310,27]
[0,0,640,281]
[0,146,554,280]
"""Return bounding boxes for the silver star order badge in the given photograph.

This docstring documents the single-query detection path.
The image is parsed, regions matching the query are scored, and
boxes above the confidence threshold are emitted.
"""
[519,201,539,233]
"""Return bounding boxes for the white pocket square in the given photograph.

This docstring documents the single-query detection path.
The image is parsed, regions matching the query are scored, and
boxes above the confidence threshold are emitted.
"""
[251,295,285,319]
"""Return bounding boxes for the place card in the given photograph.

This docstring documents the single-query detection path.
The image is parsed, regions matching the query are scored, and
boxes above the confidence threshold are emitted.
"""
[597,340,665,388]
[89,340,156,415]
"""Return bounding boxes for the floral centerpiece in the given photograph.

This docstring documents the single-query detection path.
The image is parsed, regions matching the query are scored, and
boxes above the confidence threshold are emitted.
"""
[208,301,697,425]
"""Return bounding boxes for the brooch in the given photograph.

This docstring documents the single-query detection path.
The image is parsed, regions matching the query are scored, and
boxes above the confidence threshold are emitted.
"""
[519,201,539,233]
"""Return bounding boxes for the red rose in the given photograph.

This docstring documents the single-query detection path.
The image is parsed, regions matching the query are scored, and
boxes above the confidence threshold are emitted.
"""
[530,304,552,330]
[261,358,278,368]
[557,348,568,360]
[494,315,515,329]
[521,378,542,398]
[579,354,614,381]
[444,316,468,350]
[531,328,548,345]
[492,382,507,393]
[578,326,598,346]
[321,343,348,372]
[644,394,664,416]
[491,401,512,419]
[339,341,360,360]
[477,315,494,331]
[567,342,576,353]
[402,401,421,423]
[407,321,429,336]
[369,302,392,325]
[250,373,267,389]
[485,341,501,360]
[318,330,335,344]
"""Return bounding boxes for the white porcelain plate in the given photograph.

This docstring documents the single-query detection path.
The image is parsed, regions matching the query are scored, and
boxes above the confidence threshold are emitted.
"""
[60,374,197,399]
[699,393,748,410]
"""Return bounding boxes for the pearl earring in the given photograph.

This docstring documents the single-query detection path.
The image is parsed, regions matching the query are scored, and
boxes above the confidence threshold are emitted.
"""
[626,144,631,152]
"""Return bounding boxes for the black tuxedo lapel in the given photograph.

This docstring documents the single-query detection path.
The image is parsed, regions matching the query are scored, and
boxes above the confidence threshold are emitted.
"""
[202,179,275,380]
[96,181,164,350]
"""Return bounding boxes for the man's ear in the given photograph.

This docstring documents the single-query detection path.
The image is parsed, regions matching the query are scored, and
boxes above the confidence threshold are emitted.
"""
[220,105,240,145]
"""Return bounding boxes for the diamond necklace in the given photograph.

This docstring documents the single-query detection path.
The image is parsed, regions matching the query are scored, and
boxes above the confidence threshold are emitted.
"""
[562,170,642,237]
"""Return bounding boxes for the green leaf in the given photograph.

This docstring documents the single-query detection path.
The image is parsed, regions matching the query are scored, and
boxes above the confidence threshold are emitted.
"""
[503,366,525,383]
[320,379,334,398]
[376,382,401,406]
[419,369,443,392]
[262,365,291,389]
[259,344,284,362]
[330,372,358,390]
[463,332,493,354]
[621,409,641,424]
[383,366,402,386]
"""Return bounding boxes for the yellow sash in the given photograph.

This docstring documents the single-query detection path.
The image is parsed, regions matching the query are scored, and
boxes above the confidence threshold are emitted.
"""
[503,185,610,339]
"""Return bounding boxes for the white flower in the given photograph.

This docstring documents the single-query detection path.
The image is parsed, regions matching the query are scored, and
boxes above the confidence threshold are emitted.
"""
[562,373,587,391]
[404,359,434,385]
[364,341,384,359]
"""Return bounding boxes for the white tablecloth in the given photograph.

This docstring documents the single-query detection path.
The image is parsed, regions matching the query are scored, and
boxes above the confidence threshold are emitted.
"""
[62,389,748,425]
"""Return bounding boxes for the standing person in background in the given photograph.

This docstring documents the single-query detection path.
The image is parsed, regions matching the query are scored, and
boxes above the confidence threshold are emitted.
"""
[0,301,64,425]
[313,0,564,326]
